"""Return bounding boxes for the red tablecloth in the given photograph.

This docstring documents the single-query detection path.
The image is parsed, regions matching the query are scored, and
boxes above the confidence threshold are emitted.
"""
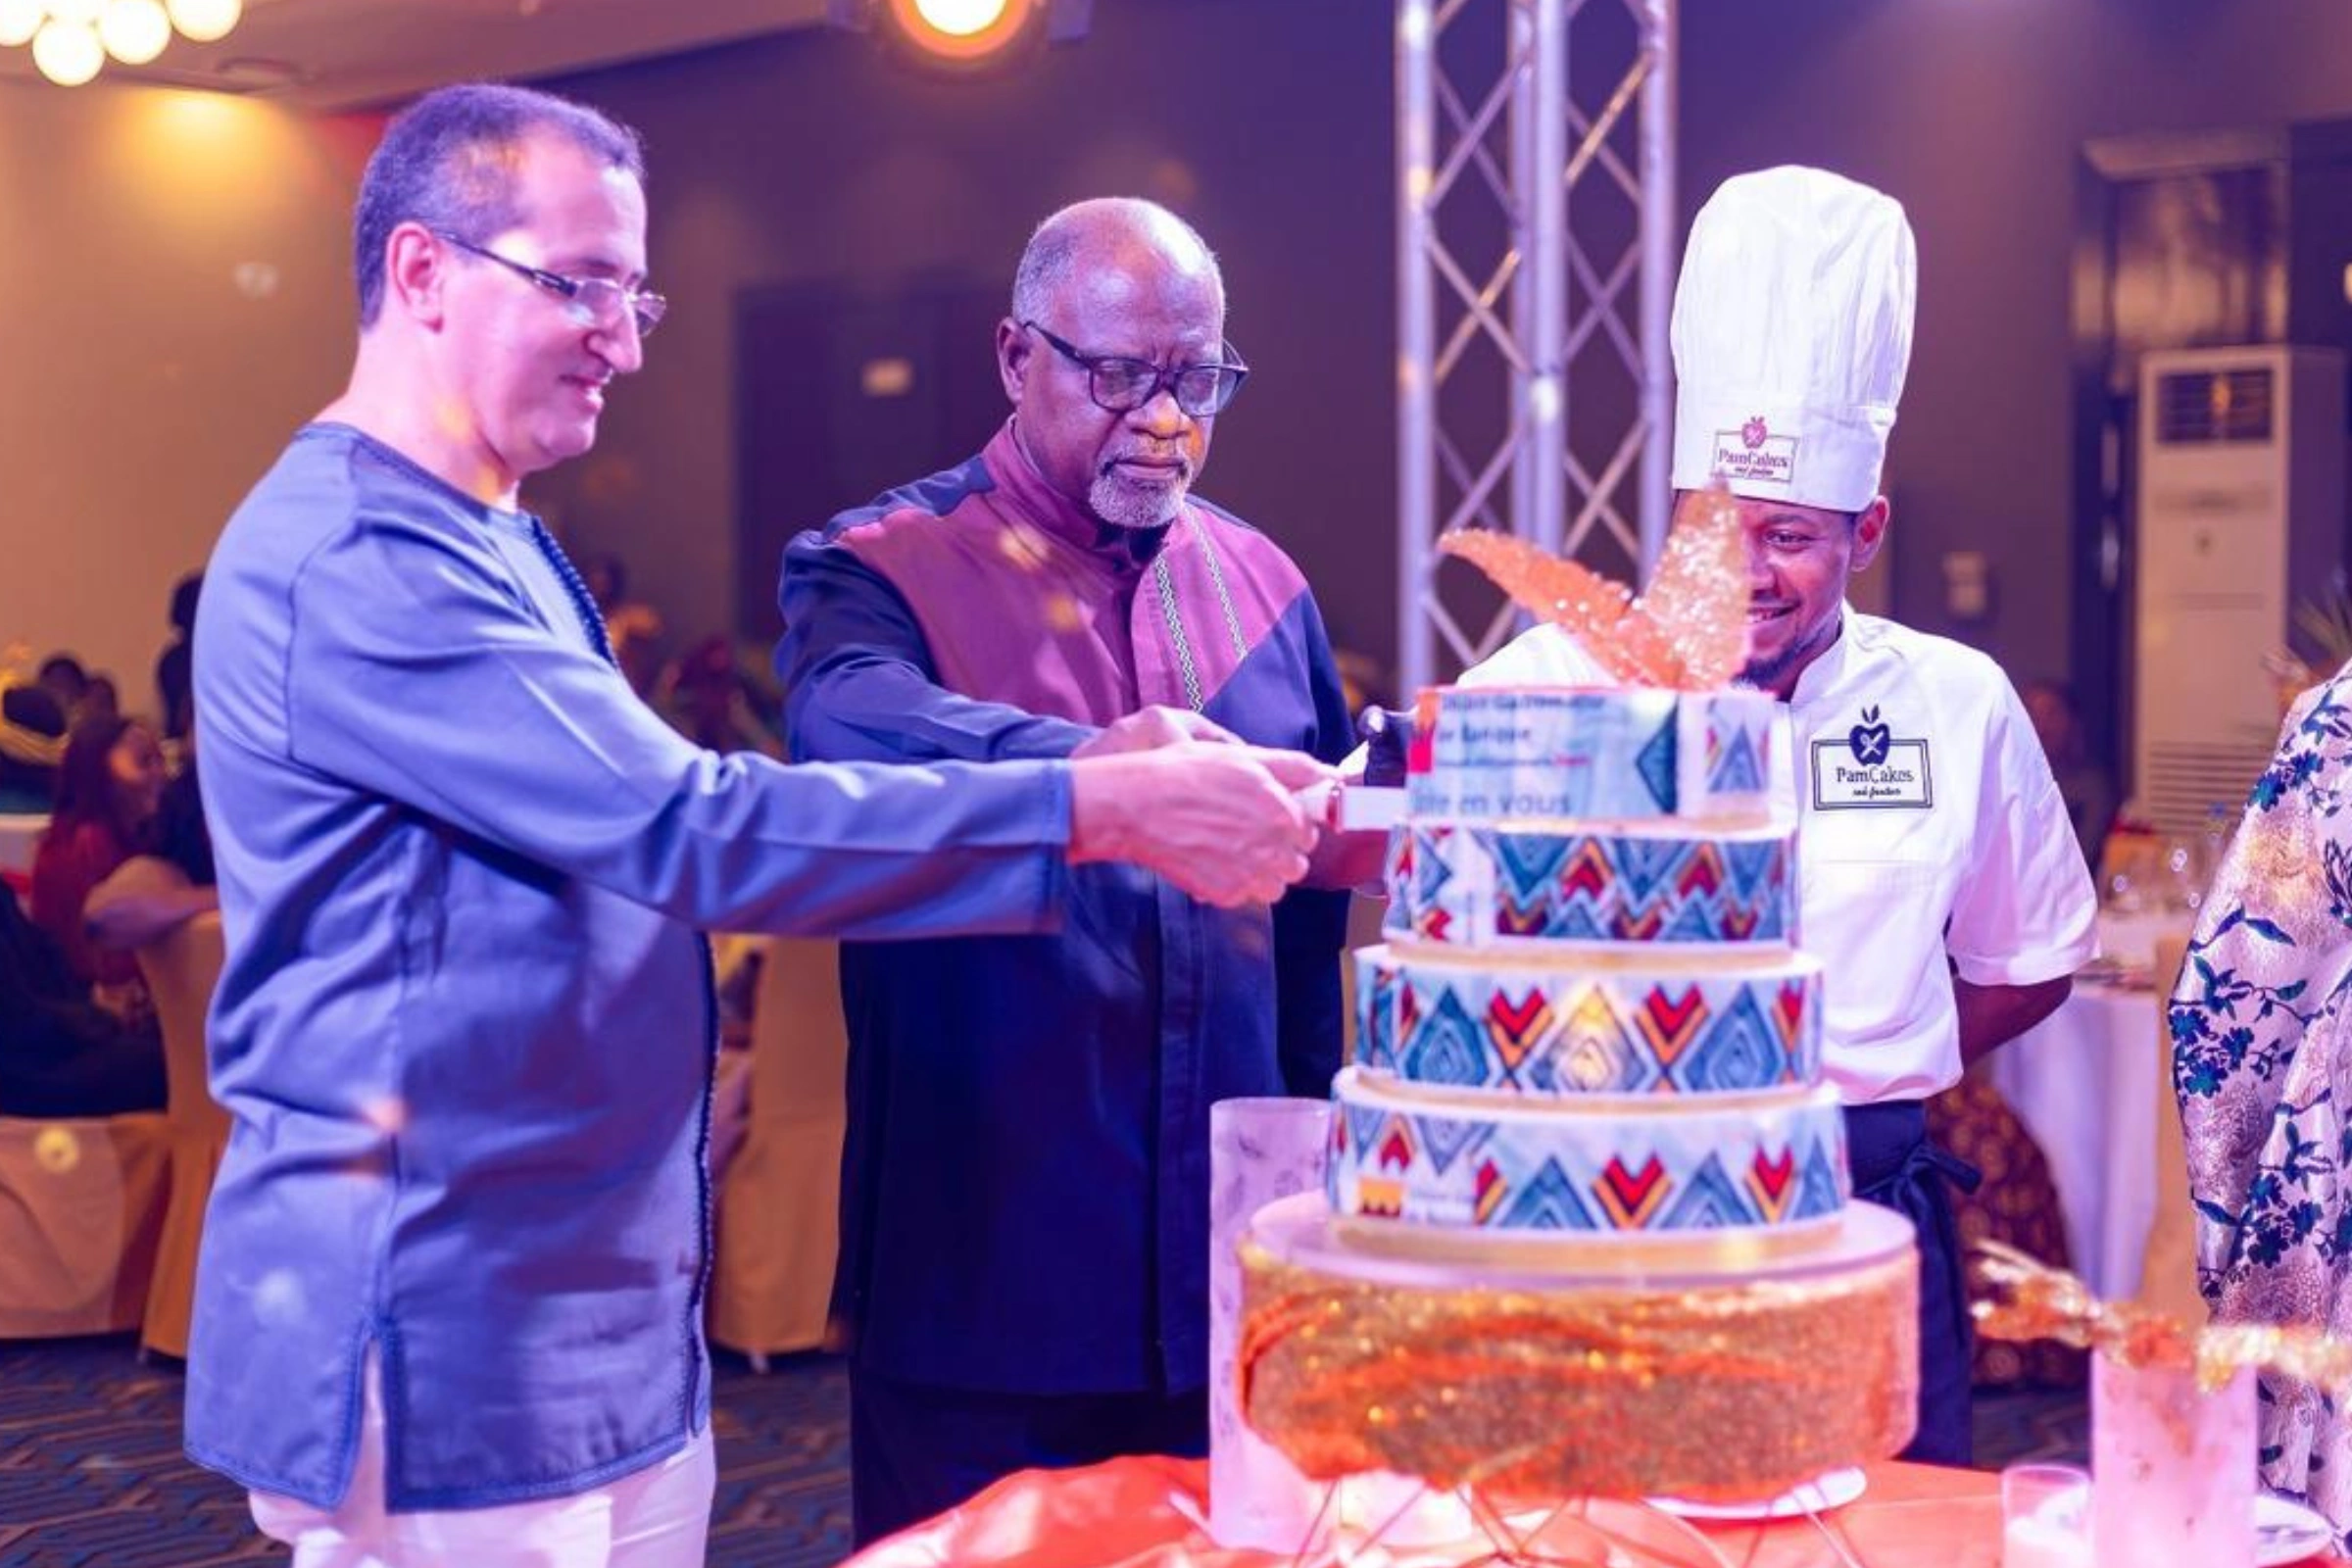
[843,1454,2346,1567]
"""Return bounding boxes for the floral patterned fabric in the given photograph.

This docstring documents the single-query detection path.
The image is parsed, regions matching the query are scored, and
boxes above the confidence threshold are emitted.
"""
[2174,674,2352,1531]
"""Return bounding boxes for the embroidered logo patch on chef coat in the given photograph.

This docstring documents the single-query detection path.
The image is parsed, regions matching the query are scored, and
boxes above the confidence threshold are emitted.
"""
[1810,705,1933,808]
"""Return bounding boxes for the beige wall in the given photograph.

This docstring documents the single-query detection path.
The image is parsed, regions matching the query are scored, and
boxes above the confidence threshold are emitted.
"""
[0,79,368,721]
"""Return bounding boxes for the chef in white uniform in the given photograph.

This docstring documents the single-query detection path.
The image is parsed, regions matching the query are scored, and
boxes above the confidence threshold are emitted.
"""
[1464,166,2099,1463]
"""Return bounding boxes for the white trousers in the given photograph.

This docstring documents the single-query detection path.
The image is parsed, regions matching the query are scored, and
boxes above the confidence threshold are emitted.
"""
[249,1358,716,1568]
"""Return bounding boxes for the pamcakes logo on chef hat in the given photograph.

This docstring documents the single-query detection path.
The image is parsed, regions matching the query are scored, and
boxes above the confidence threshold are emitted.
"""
[1710,413,1797,490]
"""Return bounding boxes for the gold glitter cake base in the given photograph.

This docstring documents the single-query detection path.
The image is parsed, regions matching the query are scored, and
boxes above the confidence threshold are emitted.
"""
[1238,1195,1918,1504]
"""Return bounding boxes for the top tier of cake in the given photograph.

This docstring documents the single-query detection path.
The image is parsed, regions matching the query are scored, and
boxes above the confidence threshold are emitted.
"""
[1346,682,1839,1244]
[1388,685,1797,953]
[1408,685,1778,827]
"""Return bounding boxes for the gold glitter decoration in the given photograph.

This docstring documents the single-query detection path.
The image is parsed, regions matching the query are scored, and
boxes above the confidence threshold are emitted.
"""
[1975,1242,2352,1395]
[1438,484,1750,691]
[1238,1242,1918,1503]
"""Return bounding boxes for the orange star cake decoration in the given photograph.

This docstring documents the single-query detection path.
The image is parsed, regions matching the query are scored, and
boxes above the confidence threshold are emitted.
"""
[1439,482,1751,690]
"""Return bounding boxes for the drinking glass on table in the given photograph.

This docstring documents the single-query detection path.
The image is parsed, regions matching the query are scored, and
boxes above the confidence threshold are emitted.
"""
[2164,835,2201,912]
[2106,861,2144,916]
[2001,1463,2089,1568]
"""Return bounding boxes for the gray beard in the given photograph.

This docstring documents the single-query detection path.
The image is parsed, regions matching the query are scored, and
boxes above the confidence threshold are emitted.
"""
[1090,466,1189,529]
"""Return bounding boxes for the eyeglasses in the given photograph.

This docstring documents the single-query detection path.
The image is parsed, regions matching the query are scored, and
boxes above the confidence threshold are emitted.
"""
[435,230,668,338]
[1021,320,1248,418]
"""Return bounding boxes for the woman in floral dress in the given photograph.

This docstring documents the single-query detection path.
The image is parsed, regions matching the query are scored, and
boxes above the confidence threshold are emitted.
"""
[2175,675,2352,1533]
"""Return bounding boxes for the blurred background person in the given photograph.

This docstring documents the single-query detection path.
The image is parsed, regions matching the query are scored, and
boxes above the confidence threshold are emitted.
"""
[36,654,89,723]
[78,674,121,726]
[85,727,218,955]
[157,571,203,743]
[0,680,68,813]
[2022,678,2116,876]
[0,876,166,1117]
[30,714,168,1024]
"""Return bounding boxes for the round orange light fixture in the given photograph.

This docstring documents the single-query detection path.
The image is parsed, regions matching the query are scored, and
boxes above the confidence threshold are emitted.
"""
[912,0,1005,34]
[887,0,1030,61]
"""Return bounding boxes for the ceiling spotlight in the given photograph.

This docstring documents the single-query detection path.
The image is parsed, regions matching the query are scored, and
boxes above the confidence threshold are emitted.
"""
[890,0,1024,59]
[911,0,1009,34]
[830,0,1091,68]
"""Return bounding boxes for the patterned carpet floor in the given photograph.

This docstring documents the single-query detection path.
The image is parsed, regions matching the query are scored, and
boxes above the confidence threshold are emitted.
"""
[0,1333,2082,1567]
[0,1337,851,1567]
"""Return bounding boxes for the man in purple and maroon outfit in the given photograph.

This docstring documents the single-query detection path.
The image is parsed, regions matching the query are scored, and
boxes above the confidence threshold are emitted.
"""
[777,198,1355,1545]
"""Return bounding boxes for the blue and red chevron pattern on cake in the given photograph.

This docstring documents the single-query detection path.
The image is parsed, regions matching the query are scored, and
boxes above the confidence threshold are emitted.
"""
[1352,946,1822,1094]
[1387,821,1797,948]
[1326,1067,1848,1236]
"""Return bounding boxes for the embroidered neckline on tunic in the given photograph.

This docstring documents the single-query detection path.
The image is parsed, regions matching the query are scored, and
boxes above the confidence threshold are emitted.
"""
[1149,514,1250,711]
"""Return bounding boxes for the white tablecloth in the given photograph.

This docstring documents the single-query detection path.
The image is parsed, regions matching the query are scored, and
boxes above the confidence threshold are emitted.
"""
[1987,980,2162,1299]
[0,812,45,877]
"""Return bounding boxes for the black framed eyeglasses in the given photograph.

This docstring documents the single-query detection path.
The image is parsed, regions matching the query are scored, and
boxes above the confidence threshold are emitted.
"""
[1021,320,1248,418]
[435,230,668,338]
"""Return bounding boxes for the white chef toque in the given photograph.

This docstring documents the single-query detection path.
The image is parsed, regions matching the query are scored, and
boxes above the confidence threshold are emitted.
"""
[1669,166,1916,514]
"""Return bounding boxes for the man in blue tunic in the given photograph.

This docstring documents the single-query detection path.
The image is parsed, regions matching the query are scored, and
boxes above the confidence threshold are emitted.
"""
[778,198,1359,1544]
[186,87,1330,1568]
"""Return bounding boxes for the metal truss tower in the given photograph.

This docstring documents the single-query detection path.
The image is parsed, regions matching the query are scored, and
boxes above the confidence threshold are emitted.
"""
[1396,0,1677,695]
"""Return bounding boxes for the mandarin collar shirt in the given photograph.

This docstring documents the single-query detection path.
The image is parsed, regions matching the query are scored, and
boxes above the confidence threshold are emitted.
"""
[777,421,1352,1395]
[189,424,1077,1509]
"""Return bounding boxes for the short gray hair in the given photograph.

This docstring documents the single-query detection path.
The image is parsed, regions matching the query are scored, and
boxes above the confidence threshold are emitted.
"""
[1009,197,1222,325]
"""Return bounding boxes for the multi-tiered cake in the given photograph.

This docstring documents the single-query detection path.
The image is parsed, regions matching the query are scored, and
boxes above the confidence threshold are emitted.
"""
[1238,683,1919,1504]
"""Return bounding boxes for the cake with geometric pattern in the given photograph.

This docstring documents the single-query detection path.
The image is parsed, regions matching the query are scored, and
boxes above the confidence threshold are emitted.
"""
[1238,682,1920,1505]
[1337,683,1840,1243]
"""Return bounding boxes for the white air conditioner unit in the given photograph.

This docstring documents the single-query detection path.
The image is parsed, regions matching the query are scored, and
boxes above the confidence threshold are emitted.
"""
[2133,345,2345,836]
